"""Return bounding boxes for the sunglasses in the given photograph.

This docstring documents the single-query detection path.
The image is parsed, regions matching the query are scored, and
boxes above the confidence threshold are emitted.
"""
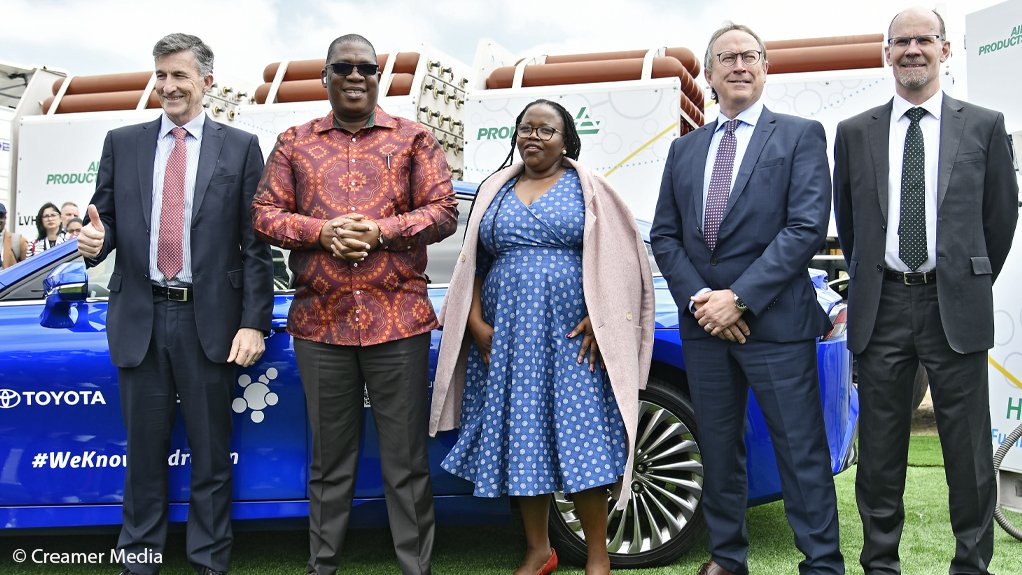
[326,62,380,77]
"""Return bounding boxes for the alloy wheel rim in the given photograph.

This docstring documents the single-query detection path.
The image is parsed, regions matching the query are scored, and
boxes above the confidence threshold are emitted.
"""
[553,398,704,555]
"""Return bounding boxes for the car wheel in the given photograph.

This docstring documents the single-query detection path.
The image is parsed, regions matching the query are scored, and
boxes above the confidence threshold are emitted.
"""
[548,376,706,567]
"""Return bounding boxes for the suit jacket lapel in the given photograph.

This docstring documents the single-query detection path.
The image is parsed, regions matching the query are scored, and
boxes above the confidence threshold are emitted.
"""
[193,119,224,218]
[723,108,775,221]
[868,102,893,223]
[137,118,161,228]
[937,95,965,209]
[689,123,714,225]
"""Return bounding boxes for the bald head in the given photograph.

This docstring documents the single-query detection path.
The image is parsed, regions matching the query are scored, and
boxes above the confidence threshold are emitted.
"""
[888,6,945,40]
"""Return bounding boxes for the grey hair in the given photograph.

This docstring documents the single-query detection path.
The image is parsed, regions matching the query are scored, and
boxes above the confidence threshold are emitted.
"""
[153,33,214,77]
[703,22,768,102]
[326,34,377,62]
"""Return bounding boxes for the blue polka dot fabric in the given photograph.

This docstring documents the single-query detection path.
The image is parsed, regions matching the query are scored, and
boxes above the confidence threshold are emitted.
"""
[442,168,627,498]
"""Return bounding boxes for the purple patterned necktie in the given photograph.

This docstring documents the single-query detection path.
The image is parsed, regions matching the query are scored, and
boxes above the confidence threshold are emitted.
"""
[157,127,187,280]
[704,118,740,252]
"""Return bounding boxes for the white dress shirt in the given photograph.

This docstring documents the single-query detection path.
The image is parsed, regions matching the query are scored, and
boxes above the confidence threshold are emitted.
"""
[886,92,941,273]
[150,113,204,286]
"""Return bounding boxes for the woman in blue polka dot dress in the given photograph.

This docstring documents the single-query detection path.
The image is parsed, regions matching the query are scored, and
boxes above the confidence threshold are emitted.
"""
[431,100,654,575]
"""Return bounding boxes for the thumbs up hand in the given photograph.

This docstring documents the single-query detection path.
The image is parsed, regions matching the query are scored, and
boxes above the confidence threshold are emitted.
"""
[77,204,106,259]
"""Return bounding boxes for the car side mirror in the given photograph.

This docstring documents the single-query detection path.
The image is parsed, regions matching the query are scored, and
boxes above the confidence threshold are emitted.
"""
[40,262,89,329]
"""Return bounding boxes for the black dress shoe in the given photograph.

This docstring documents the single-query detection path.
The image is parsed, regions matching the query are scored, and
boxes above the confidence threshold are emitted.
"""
[195,568,226,575]
[119,569,141,575]
[697,561,737,575]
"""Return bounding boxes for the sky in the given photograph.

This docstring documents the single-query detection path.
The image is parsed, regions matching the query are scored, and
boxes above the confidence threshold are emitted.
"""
[0,0,1002,95]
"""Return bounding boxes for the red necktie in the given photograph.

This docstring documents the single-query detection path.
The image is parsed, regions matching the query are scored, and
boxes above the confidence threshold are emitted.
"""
[157,127,187,280]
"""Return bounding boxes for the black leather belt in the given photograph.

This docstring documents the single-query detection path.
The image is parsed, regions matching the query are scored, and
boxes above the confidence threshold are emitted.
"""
[883,268,936,285]
[152,285,193,301]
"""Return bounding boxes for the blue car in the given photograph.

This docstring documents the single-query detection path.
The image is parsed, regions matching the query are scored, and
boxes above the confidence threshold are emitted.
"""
[0,182,857,568]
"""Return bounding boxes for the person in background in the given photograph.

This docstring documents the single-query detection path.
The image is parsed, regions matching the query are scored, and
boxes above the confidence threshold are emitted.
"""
[833,7,1018,574]
[60,201,80,230]
[430,98,654,575]
[251,33,456,575]
[651,22,843,575]
[28,202,67,257]
[64,217,84,238]
[77,32,273,575]
[1,202,28,268]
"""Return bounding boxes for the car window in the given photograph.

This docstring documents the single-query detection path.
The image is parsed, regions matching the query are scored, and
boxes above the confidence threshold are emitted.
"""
[85,253,115,298]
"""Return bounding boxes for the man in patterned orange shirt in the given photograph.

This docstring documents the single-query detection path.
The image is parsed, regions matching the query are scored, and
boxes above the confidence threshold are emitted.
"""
[251,33,457,575]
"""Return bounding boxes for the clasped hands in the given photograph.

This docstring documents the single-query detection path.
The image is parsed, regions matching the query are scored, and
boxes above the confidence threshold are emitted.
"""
[319,214,382,261]
[692,289,750,344]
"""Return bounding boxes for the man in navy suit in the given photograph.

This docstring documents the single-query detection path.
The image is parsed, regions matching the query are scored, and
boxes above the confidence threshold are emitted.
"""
[834,8,1018,574]
[651,23,843,575]
[77,33,273,575]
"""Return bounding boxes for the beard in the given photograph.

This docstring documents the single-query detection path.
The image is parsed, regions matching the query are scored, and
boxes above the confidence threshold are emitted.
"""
[895,58,932,90]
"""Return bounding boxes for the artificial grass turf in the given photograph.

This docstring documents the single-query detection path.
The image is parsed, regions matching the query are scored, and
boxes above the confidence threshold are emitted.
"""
[2,435,1020,574]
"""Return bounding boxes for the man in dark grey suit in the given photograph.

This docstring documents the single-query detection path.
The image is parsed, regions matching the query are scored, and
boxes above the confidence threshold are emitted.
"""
[77,33,273,575]
[833,7,1018,575]
[652,23,843,575]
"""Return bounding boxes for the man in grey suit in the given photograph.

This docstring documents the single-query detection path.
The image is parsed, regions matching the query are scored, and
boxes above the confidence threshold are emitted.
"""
[833,7,1018,575]
[77,33,273,575]
[653,23,843,575]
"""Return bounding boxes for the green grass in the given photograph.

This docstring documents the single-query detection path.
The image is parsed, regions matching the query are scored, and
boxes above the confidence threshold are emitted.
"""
[2,435,1021,574]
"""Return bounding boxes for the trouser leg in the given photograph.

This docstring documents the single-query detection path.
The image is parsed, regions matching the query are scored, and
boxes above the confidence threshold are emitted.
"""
[295,338,366,575]
[362,333,435,575]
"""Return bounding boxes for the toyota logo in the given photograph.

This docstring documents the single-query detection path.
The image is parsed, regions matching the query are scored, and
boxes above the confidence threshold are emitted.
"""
[0,389,21,409]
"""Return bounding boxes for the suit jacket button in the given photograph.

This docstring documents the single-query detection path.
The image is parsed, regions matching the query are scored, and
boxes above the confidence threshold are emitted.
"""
[711,259,718,266]
[625,311,633,321]
[458,253,466,262]
[876,265,882,272]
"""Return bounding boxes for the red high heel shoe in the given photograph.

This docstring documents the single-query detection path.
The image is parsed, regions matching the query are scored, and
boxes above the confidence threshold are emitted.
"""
[537,548,558,575]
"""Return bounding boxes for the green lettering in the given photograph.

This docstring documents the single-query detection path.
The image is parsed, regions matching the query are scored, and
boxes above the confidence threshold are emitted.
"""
[46,174,57,184]
[476,128,488,140]
[1008,397,1022,420]
[486,127,499,140]
[497,126,511,139]
[88,161,99,172]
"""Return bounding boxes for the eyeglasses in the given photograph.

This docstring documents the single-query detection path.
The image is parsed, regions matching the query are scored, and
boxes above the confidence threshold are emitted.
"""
[516,125,561,140]
[716,50,763,68]
[887,35,943,48]
[326,62,380,77]
[41,213,60,219]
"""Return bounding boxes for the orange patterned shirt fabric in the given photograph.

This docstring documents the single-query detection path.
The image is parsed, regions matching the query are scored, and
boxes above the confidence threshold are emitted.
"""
[252,107,458,346]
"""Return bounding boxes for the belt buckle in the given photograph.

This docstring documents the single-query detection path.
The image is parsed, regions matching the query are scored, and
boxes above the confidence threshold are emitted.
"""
[902,271,926,286]
[167,286,189,302]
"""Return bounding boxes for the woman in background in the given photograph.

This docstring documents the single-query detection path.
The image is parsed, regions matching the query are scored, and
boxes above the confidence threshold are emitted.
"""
[28,202,67,257]
[430,99,653,575]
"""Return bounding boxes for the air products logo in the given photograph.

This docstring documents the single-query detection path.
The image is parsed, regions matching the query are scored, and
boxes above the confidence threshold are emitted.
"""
[475,106,602,140]
[977,23,1022,56]
[574,106,600,135]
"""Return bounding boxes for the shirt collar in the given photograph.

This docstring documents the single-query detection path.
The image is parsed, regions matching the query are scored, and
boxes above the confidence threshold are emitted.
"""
[892,90,943,122]
[317,106,396,133]
[714,99,764,132]
[160,112,205,140]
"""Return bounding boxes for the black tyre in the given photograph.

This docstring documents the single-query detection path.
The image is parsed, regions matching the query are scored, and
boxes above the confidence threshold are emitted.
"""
[548,376,706,567]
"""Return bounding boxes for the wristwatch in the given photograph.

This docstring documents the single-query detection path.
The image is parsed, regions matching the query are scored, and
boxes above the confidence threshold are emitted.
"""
[376,230,387,250]
[733,293,748,312]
